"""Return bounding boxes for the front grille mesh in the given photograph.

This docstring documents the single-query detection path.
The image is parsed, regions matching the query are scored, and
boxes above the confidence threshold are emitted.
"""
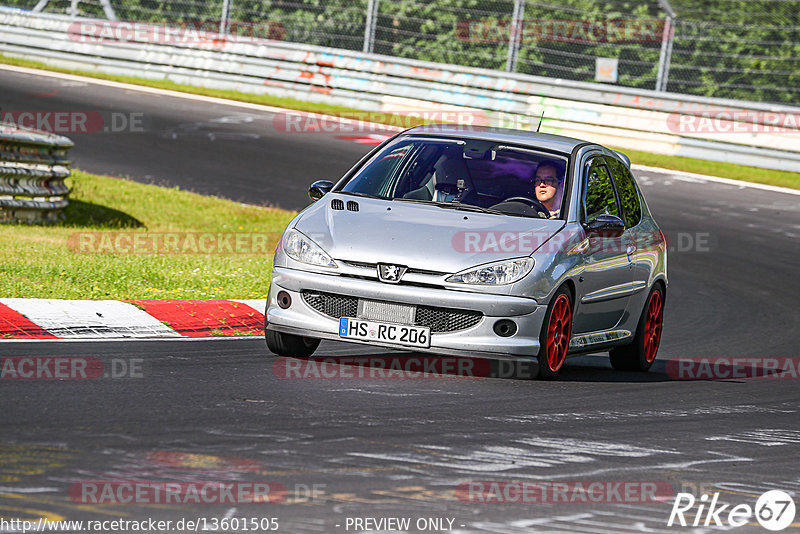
[302,292,357,319]
[301,291,482,333]
[415,306,482,332]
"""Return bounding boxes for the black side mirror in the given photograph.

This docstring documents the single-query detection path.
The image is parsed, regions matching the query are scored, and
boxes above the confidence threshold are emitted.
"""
[585,214,625,238]
[308,180,334,202]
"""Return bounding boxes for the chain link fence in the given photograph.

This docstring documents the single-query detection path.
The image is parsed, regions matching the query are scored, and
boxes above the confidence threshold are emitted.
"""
[5,0,800,104]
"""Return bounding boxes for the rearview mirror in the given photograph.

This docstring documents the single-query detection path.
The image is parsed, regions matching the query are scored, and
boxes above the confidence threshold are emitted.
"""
[585,214,625,238]
[308,180,334,202]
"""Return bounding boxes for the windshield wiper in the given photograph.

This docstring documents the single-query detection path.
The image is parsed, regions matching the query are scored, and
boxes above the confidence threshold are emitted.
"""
[338,191,388,200]
[392,197,435,205]
[393,198,537,218]
[434,202,506,216]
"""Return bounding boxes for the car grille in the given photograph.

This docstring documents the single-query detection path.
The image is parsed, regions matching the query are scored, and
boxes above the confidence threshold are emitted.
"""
[300,291,482,333]
[302,291,358,319]
[415,305,482,332]
[339,261,446,277]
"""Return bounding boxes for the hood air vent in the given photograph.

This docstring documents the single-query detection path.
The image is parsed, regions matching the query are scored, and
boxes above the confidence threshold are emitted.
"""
[331,199,344,210]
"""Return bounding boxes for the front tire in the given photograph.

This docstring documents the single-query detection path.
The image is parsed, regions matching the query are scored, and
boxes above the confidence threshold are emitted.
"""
[265,327,320,357]
[609,285,665,372]
[537,286,573,380]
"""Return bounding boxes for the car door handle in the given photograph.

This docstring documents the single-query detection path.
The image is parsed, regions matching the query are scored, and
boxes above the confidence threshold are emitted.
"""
[626,245,636,262]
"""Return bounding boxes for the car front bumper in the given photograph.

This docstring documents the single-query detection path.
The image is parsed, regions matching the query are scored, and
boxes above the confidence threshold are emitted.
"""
[265,266,546,360]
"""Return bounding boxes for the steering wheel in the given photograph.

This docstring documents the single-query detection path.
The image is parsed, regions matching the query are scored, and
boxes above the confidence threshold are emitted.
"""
[499,196,550,217]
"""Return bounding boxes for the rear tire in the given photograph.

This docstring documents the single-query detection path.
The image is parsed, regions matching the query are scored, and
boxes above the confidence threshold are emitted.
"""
[609,285,665,372]
[537,286,573,380]
[265,327,320,357]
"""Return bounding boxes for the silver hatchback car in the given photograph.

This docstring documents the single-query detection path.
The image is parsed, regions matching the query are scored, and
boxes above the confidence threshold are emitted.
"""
[265,126,667,378]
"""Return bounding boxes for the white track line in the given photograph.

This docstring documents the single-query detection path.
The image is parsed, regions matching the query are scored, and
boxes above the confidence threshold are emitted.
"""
[0,63,404,130]
[232,299,268,313]
[632,164,800,196]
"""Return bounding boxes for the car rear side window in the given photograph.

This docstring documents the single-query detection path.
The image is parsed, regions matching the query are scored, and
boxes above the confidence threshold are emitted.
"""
[606,156,642,227]
[583,157,619,223]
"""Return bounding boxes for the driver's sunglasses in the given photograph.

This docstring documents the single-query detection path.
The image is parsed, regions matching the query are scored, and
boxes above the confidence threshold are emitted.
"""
[535,178,558,187]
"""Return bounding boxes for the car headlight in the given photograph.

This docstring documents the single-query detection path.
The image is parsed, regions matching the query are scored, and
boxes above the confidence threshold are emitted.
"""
[446,257,534,285]
[283,229,337,268]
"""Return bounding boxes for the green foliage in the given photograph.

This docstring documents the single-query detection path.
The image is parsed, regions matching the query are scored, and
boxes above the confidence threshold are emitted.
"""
[4,0,799,102]
[665,0,800,102]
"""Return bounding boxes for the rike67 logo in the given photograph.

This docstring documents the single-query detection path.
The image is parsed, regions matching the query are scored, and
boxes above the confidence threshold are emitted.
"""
[668,490,796,531]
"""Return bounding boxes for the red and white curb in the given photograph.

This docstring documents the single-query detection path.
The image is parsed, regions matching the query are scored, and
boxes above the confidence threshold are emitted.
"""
[0,299,266,340]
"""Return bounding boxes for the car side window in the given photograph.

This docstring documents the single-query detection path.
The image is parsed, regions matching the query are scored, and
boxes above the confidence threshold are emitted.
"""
[583,157,619,224]
[606,157,642,227]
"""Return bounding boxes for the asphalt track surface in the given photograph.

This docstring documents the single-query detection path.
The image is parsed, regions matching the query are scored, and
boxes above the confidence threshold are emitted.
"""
[2,68,800,533]
[0,68,374,210]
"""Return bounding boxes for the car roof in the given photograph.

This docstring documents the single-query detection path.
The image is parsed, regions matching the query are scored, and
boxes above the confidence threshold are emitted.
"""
[402,124,591,154]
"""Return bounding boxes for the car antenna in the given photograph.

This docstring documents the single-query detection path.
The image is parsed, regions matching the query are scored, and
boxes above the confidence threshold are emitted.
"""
[536,111,545,132]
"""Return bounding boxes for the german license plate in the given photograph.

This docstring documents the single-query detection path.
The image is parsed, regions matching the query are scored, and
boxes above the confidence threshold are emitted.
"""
[338,317,430,348]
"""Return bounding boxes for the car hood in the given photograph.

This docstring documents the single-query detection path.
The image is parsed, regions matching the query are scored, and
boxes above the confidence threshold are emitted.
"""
[293,194,564,274]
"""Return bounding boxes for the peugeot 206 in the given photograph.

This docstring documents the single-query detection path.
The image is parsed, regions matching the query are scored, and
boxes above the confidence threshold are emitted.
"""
[264,125,667,379]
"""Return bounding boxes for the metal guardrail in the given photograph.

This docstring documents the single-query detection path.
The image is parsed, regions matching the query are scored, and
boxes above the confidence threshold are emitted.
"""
[0,127,73,222]
[1,9,799,173]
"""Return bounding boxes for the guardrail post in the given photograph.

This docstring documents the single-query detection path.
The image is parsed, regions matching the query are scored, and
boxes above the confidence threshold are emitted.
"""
[220,0,232,35]
[655,16,675,92]
[363,0,378,54]
[655,0,676,92]
[34,0,116,20]
[99,0,117,21]
[505,0,525,72]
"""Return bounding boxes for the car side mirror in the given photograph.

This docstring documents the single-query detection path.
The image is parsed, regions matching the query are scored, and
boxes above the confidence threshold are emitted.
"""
[308,180,334,202]
[585,214,625,238]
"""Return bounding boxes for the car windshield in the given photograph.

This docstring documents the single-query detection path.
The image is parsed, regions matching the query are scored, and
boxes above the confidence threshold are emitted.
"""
[338,137,570,219]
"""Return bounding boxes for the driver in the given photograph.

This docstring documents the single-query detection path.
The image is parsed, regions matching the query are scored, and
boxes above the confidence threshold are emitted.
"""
[533,161,564,219]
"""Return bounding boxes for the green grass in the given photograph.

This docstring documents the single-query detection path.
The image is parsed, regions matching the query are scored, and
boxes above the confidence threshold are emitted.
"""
[2,53,798,190]
[613,146,800,190]
[0,171,296,300]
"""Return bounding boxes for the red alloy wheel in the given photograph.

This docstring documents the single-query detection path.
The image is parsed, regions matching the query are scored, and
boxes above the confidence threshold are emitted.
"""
[643,290,664,363]
[546,294,572,372]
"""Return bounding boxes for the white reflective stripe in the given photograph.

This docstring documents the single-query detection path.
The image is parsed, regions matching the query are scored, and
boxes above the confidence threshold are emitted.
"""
[231,299,267,313]
[0,298,179,338]
[632,164,800,196]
